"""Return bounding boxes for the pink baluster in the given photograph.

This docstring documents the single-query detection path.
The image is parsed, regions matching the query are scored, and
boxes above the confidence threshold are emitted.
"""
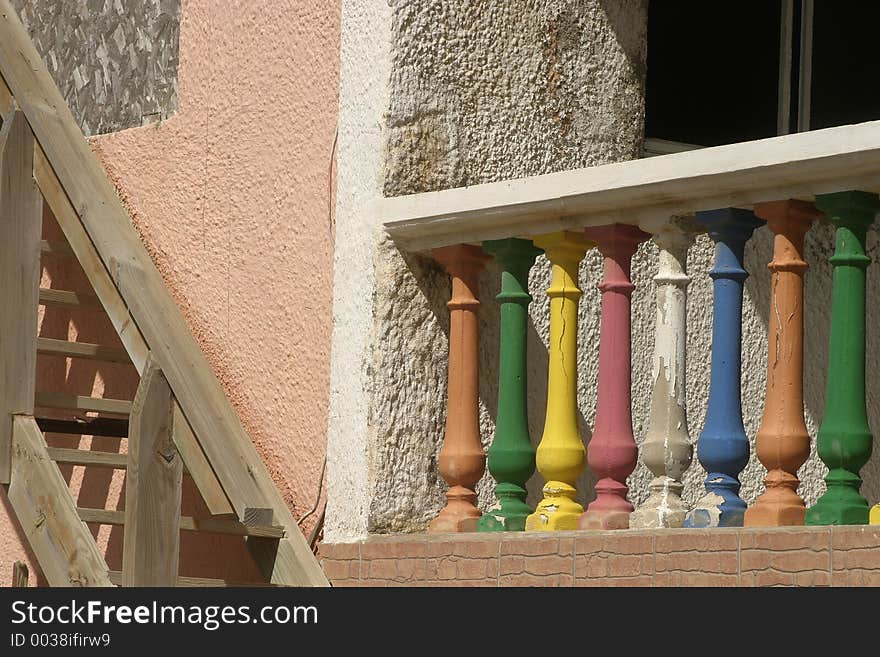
[579,224,649,530]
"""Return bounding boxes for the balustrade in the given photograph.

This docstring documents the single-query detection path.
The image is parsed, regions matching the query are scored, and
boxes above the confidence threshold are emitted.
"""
[423,197,878,537]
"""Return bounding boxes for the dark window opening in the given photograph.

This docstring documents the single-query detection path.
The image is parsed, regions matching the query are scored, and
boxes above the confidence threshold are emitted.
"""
[644,1,880,152]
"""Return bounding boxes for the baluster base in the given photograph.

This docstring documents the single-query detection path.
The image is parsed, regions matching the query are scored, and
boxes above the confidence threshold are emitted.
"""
[525,481,583,531]
[630,477,688,529]
[429,486,481,533]
[477,483,531,532]
[744,471,805,527]
[684,474,746,528]
[578,479,632,530]
[805,471,870,526]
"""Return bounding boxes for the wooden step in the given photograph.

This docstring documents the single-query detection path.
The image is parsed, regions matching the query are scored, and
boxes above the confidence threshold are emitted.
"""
[39,288,100,308]
[77,508,285,538]
[46,447,126,469]
[40,240,74,257]
[37,337,131,363]
[34,391,132,415]
[36,416,129,437]
[107,571,281,587]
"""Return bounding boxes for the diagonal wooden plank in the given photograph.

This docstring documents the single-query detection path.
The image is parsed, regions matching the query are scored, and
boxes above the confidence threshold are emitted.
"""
[0,108,41,483]
[7,415,112,586]
[0,1,326,585]
[34,146,234,518]
[122,357,182,587]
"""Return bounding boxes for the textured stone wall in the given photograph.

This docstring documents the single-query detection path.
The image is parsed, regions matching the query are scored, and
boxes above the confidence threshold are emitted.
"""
[10,0,180,135]
[319,525,880,586]
[327,0,880,541]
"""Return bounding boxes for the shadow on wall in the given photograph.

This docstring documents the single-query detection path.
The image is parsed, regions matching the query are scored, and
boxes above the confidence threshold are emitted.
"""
[22,208,264,584]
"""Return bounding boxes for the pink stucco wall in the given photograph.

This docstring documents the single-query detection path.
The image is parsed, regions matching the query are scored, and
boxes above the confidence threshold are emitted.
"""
[0,0,340,585]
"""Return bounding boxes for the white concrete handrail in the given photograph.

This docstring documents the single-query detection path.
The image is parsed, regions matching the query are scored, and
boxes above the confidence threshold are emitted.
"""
[380,120,880,250]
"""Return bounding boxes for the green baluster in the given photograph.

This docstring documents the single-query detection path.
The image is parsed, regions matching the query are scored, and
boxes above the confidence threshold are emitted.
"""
[806,191,878,526]
[478,238,542,532]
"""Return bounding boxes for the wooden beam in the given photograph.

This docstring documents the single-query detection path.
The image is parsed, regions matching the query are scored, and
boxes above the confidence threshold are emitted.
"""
[37,337,131,364]
[1,2,326,585]
[33,149,233,516]
[33,146,149,372]
[0,109,41,484]
[7,415,112,586]
[380,119,880,249]
[34,391,132,416]
[12,561,28,587]
[47,447,127,469]
[39,288,101,308]
[122,358,182,586]
[79,507,284,538]
[0,70,11,115]
[171,403,234,516]
[40,239,74,257]
[107,571,281,588]
[37,416,129,437]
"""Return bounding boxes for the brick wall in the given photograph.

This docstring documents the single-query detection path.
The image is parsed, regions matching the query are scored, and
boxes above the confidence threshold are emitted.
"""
[318,526,880,586]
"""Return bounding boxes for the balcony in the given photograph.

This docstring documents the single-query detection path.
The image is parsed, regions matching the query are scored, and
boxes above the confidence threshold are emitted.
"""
[321,120,880,586]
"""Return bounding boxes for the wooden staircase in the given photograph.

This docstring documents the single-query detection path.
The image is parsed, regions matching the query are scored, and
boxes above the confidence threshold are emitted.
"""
[0,1,327,587]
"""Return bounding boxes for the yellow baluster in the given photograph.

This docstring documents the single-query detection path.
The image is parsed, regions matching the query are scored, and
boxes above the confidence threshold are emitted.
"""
[526,231,593,531]
[870,504,880,525]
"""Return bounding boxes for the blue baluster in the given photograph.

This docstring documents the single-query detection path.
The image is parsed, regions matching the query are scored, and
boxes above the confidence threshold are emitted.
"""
[684,208,762,528]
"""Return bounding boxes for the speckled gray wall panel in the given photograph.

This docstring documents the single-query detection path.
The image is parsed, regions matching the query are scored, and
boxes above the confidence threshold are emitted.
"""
[11,0,180,135]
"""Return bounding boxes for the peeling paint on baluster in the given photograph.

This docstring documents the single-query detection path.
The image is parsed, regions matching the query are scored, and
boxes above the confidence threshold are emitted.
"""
[526,232,592,532]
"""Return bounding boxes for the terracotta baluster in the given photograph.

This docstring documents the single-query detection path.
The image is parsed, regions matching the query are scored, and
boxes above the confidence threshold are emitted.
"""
[478,238,542,532]
[430,244,490,532]
[579,224,650,530]
[745,200,819,527]
[526,232,592,531]
[806,191,878,526]
[630,218,695,529]
[685,208,761,528]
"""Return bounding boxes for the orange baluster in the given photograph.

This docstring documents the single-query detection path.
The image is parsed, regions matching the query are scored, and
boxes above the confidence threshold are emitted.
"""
[745,200,820,527]
[430,244,490,532]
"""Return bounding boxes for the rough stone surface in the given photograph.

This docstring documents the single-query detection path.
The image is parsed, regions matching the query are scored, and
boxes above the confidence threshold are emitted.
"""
[319,525,880,586]
[11,0,180,135]
[328,0,880,541]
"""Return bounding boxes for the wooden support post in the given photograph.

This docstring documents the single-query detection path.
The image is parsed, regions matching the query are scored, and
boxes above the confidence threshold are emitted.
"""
[122,357,183,586]
[0,109,41,484]
[745,200,820,527]
[685,209,761,528]
[579,224,650,530]
[7,415,112,586]
[631,219,695,529]
[12,561,28,587]
[526,232,591,531]
[478,238,542,532]
[429,244,490,532]
[806,191,878,526]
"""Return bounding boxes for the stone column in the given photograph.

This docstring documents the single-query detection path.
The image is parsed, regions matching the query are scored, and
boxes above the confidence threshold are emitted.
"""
[745,200,819,527]
[806,191,878,526]
[685,208,761,528]
[478,238,542,532]
[630,219,695,529]
[429,244,490,532]
[579,224,650,531]
[526,232,591,531]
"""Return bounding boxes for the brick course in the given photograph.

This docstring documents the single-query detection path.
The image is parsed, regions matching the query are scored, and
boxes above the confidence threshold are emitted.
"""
[318,525,880,587]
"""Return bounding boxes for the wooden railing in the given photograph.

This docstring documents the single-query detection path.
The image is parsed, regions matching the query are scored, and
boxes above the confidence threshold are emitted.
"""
[0,0,326,586]
[381,122,880,533]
